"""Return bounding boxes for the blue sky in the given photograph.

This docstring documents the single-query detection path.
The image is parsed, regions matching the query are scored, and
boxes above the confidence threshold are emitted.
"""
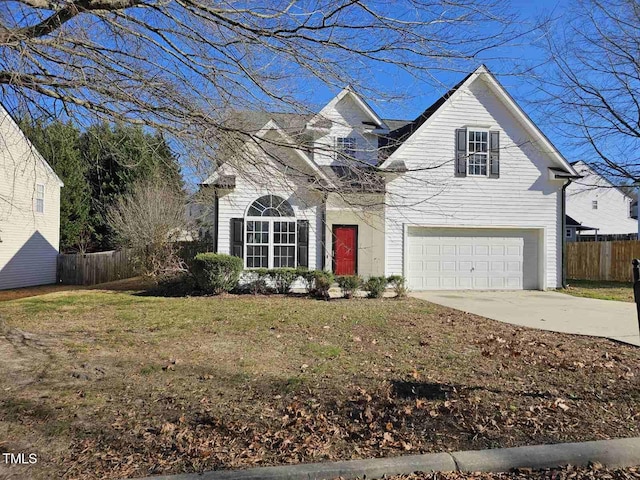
[302,0,574,158]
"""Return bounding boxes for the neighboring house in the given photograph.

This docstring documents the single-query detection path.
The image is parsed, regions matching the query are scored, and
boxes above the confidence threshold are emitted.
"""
[0,106,63,290]
[200,65,579,291]
[565,160,637,240]
[564,215,597,242]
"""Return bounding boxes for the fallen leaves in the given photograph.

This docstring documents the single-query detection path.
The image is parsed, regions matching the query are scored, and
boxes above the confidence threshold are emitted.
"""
[379,464,640,480]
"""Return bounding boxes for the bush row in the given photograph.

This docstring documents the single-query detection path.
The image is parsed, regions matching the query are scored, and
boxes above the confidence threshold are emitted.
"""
[191,252,407,299]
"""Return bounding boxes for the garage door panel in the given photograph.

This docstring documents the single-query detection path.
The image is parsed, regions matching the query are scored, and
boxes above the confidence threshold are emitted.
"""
[475,261,489,272]
[441,245,455,255]
[407,228,538,291]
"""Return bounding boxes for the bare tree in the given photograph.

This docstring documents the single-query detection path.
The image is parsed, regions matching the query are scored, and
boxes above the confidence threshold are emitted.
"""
[0,0,524,180]
[534,0,640,184]
[107,178,190,278]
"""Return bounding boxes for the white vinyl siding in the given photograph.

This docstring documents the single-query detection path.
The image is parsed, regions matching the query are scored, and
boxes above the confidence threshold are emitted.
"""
[0,110,61,290]
[214,146,323,270]
[385,76,562,289]
[312,94,379,166]
[566,161,637,235]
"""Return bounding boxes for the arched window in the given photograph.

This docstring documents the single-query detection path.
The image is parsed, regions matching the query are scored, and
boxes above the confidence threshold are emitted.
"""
[245,195,296,268]
[247,195,294,217]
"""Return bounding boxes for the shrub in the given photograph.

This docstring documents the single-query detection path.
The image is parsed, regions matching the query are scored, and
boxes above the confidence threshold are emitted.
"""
[244,268,270,295]
[296,267,314,293]
[337,275,362,299]
[364,276,388,298]
[191,253,243,294]
[387,275,408,298]
[268,268,299,294]
[308,270,334,299]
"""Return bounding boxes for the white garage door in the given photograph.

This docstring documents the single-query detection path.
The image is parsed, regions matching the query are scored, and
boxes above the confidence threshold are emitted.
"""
[406,228,539,290]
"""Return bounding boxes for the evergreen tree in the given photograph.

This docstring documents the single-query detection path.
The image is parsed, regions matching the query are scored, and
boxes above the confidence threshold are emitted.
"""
[80,122,183,249]
[20,118,91,252]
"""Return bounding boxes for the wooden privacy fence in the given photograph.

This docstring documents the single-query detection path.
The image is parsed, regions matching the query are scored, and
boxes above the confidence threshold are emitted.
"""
[57,249,138,286]
[56,241,213,286]
[567,240,640,282]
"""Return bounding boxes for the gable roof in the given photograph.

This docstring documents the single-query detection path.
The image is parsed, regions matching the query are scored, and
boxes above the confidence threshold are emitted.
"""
[0,104,64,187]
[379,65,579,176]
[307,86,389,131]
[379,72,474,157]
[205,117,336,188]
[570,160,634,200]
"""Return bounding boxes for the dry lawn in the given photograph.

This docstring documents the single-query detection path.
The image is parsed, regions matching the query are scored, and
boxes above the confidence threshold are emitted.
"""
[0,281,639,479]
[565,280,634,303]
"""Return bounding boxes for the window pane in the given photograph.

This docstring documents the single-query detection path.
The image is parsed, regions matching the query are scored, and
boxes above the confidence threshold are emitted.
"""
[273,222,295,244]
[246,246,268,268]
[274,246,295,268]
[248,195,294,217]
[247,221,269,245]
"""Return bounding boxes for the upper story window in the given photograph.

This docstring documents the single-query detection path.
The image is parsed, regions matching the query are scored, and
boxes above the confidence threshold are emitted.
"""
[335,137,356,161]
[35,184,45,213]
[592,200,598,210]
[467,130,488,176]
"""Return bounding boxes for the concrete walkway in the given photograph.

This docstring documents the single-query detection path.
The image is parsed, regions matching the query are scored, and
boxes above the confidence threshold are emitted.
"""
[411,290,640,346]
[134,437,640,479]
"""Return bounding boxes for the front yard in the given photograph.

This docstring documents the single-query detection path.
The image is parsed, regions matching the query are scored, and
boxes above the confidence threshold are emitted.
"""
[0,282,639,479]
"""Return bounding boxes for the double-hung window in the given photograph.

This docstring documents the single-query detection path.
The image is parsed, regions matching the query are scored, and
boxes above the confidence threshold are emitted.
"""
[467,130,488,176]
[35,183,45,213]
[335,137,356,161]
[246,220,269,268]
[245,195,296,269]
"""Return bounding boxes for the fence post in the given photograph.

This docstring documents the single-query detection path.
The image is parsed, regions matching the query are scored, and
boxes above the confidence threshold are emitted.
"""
[632,259,640,339]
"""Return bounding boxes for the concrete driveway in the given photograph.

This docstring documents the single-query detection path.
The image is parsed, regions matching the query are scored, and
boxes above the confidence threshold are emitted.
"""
[411,290,640,346]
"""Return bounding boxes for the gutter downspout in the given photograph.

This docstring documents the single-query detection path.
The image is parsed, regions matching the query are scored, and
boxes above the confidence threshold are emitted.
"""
[561,179,573,288]
[213,191,219,253]
[321,192,327,270]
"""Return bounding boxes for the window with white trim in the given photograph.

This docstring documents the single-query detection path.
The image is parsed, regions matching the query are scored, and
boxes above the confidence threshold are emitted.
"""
[246,220,269,268]
[35,183,45,213]
[245,195,296,269]
[467,129,488,176]
[335,137,356,161]
[592,200,598,210]
[273,221,296,268]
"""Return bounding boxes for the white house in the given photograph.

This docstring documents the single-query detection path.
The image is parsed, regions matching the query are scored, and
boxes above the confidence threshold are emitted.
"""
[200,65,579,290]
[0,106,63,290]
[565,160,637,240]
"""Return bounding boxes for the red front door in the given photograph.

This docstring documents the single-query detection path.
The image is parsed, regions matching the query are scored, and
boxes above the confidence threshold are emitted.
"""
[333,226,357,275]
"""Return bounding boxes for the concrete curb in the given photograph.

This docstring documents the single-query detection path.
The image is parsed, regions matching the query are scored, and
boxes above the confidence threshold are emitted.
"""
[136,437,640,480]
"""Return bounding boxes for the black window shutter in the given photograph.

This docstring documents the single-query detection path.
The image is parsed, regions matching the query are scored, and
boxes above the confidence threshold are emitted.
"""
[455,129,467,177]
[297,220,309,268]
[490,131,500,178]
[230,218,244,258]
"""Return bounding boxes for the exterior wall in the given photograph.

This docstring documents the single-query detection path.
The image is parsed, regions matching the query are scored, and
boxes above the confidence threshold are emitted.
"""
[0,112,61,290]
[384,77,564,289]
[312,94,379,167]
[214,149,324,269]
[325,193,385,278]
[566,162,637,235]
